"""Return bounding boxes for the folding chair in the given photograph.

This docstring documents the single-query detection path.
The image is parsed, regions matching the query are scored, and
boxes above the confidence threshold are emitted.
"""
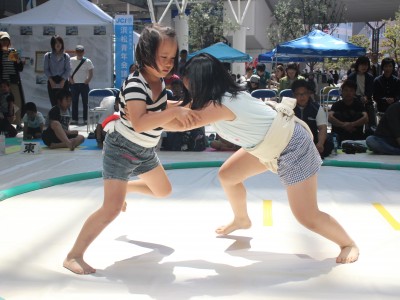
[106,88,120,97]
[251,89,277,101]
[87,89,114,133]
[278,89,294,102]
[323,88,340,112]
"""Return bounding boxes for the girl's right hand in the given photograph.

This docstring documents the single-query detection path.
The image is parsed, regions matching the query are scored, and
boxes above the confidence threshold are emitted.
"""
[175,107,201,129]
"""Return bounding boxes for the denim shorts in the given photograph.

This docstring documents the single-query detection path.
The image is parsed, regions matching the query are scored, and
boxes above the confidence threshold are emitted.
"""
[277,123,322,186]
[102,131,160,181]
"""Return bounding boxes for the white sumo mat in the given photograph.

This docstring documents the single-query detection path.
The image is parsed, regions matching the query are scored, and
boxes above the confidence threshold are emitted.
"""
[0,165,400,300]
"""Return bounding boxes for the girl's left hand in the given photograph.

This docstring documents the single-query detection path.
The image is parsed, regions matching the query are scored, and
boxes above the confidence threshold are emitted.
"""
[176,107,201,129]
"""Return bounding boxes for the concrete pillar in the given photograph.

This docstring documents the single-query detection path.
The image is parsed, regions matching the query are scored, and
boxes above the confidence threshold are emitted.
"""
[232,26,247,76]
[174,14,189,53]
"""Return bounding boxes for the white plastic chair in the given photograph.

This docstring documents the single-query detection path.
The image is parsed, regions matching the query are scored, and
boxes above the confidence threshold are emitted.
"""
[87,89,114,132]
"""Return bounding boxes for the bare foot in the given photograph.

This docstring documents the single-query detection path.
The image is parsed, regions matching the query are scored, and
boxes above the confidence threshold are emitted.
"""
[336,244,359,264]
[121,201,127,212]
[215,218,252,235]
[63,257,96,275]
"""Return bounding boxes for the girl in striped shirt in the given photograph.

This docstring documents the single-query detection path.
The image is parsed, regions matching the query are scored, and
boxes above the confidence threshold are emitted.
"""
[64,24,199,275]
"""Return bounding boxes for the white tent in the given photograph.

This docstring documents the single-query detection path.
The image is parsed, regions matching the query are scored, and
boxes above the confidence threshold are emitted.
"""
[0,0,114,115]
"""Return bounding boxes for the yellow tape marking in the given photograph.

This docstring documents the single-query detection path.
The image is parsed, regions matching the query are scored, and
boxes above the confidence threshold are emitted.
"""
[373,203,400,230]
[263,200,273,226]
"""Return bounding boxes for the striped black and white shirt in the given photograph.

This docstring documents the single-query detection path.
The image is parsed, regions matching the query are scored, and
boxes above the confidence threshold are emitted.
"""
[116,71,168,148]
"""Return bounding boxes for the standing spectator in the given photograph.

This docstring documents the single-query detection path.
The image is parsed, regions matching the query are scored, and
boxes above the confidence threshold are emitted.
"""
[255,63,270,89]
[177,49,187,76]
[333,70,339,85]
[372,57,400,114]
[366,101,400,155]
[22,102,45,140]
[370,53,381,78]
[0,79,17,137]
[0,31,24,130]
[292,79,333,158]
[279,62,305,93]
[69,45,94,125]
[44,35,71,107]
[328,80,368,144]
[346,56,375,129]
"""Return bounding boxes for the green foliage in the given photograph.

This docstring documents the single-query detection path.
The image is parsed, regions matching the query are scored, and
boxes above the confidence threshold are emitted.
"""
[268,0,345,47]
[188,0,238,52]
[381,9,400,62]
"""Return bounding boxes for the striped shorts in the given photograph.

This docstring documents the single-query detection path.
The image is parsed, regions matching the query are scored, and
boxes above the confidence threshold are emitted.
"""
[277,123,322,186]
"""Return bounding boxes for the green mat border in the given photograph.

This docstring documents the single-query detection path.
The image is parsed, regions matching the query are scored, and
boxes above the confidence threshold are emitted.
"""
[1,160,399,202]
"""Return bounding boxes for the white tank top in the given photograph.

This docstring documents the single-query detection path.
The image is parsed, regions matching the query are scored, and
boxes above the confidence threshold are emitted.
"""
[212,91,277,149]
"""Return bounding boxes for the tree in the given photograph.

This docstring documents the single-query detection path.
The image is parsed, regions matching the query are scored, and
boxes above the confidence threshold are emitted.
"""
[188,0,238,52]
[380,9,400,62]
[267,0,346,47]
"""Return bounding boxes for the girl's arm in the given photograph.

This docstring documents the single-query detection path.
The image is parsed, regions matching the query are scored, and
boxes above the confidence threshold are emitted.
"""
[125,100,200,133]
[163,102,235,132]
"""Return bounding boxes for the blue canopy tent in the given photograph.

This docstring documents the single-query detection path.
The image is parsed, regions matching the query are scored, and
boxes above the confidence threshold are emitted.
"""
[188,42,252,63]
[258,49,324,63]
[258,30,366,63]
[275,30,366,58]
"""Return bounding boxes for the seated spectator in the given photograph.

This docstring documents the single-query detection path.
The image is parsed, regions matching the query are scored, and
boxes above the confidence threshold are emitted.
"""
[292,79,333,158]
[22,102,45,140]
[328,80,368,144]
[42,90,84,150]
[279,62,305,93]
[372,57,400,114]
[0,79,17,137]
[366,100,400,155]
[170,79,184,101]
[164,70,180,90]
[210,134,240,151]
[247,75,260,93]
[255,63,270,89]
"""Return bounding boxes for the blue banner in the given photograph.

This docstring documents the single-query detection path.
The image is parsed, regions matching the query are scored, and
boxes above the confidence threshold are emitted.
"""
[114,15,134,89]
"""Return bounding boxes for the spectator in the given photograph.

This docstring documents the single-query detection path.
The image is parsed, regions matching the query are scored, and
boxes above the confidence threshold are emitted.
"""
[370,53,381,78]
[247,74,260,93]
[69,45,94,125]
[0,31,24,130]
[292,79,333,158]
[95,95,117,149]
[255,63,270,89]
[279,62,305,92]
[44,35,71,107]
[22,102,45,140]
[366,101,400,155]
[170,79,184,101]
[328,80,368,144]
[0,79,17,137]
[129,63,138,75]
[372,57,400,114]
[210,134,240,151]
[346,56,375,129]
[164,70,180,90]
[42,89,84,150]
[270,64,285,90]
[177,49,187,76]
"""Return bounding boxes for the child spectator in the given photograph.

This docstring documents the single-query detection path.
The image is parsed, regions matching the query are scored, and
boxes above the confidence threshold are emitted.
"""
[22,102,45,140]
[247,74,260,93]
[0,79,17,137]
[328,80,368,144]
[42,89,84,150]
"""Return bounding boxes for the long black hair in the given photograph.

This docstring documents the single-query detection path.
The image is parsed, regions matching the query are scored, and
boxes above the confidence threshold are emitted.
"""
[181,53,246,109]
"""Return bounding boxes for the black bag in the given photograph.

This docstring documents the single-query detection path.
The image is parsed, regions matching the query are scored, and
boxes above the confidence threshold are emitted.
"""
[187,127,207,151]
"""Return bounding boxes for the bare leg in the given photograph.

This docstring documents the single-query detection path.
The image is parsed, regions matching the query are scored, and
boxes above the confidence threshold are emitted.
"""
[49,121,74,150]
[287,174,359,264]
[216,149,268,235]
[63,165,172,274]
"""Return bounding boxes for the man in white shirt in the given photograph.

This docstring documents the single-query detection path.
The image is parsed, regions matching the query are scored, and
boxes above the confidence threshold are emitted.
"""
[69,45,94,125]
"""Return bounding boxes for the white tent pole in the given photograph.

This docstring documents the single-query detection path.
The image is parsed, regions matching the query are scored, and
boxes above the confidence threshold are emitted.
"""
[227,0,239,23]
[147,0,156,23]
[158,0,174,23]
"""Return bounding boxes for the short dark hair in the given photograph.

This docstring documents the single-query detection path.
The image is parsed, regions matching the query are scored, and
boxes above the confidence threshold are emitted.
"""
[256,63,266,72]
[355,56,370,71]
[24,102,37,112]
[180,49,188,55]
[381,57,396,70]
[286,62,299,77]
[0,79,10,86]
[55,89,72,102]
[135,23,179,73]
[50,35,64,52]
[340,80,357,91]
[291,79,311,93]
